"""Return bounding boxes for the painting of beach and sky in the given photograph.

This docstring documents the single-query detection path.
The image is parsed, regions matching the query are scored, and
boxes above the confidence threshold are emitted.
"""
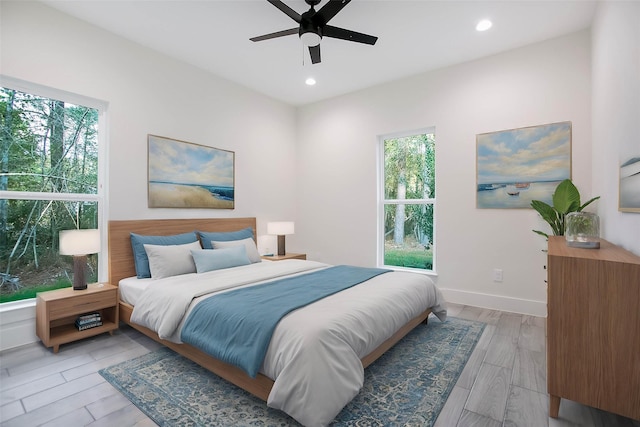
[148,135,234,209]
[477,122,571,209]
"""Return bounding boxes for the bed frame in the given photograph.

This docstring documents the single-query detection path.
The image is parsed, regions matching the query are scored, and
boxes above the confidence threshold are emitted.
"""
[108,217,431,402]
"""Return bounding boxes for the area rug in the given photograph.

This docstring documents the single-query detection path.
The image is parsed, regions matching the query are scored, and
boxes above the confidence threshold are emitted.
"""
[99,316,485,426]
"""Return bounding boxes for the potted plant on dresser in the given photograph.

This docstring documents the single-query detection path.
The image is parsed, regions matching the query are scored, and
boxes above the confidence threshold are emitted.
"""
[530,178,600,238]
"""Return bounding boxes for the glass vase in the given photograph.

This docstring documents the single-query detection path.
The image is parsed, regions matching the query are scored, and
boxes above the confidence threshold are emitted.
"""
[565,212,600,249]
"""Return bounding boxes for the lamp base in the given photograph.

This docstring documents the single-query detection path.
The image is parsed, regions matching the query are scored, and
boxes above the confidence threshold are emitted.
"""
[277,235,286,256]
[72,255,88,290]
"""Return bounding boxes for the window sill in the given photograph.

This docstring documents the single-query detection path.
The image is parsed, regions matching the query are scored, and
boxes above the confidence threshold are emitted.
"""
[0,298,38,351]
[0,298,36,312]
[380,266,438,277]
[0,298,37,326]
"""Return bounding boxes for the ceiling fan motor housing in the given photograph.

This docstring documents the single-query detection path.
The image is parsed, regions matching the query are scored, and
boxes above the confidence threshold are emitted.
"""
[299,16,322,46]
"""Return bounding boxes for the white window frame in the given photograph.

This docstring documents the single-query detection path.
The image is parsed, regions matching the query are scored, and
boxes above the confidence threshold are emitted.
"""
[377,127,437,275]
[0,76,109,296]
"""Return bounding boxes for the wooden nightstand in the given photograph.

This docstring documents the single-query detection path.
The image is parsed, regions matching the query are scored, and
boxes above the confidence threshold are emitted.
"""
[36,283,119,353]
[261,253,307,261]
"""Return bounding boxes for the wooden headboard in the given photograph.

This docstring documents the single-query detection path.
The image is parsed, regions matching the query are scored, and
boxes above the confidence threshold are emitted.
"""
[108,217,257,286]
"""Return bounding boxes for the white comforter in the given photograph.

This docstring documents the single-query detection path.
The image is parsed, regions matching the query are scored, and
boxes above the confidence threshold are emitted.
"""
[128,260,447,426]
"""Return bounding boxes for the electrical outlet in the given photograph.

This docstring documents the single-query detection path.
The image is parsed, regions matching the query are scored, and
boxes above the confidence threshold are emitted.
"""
[493,268,503,282]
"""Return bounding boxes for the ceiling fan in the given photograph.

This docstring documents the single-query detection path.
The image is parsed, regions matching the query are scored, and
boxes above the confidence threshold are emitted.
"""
[250,0,378,64]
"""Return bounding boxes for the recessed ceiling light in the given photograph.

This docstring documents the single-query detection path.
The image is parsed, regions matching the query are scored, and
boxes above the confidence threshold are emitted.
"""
[476,19,493,32]
[305,77,316,86]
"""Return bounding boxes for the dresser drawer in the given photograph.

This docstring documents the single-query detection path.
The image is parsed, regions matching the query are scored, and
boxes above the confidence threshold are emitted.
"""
[48,289,116,320]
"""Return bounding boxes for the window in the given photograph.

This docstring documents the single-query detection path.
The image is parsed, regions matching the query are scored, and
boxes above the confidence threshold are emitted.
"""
[378,129,435,272]
[0,78,106,303]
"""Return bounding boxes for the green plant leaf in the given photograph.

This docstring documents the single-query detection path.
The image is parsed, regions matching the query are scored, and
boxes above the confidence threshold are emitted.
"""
[532,229,550,238]
[531,200,563,235]
[578,196,601,211]
[531,199,552,217]
[531,179,599,238]
[531,200,556,223]
[552,179,581,214]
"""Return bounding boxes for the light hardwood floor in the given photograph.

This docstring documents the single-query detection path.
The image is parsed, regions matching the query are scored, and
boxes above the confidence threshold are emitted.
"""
[1,303,639,427]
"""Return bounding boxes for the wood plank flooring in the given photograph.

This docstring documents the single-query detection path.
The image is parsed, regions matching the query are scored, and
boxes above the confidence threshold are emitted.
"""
[1,303,639,426]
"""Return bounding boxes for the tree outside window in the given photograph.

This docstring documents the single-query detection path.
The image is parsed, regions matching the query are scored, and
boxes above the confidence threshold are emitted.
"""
[0,84,103,303]
[380,131,435,271]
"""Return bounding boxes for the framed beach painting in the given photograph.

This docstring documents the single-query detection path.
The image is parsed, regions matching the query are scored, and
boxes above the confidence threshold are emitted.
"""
[619,156,640,212]
[148,135,235,209]
[476,122,571,209]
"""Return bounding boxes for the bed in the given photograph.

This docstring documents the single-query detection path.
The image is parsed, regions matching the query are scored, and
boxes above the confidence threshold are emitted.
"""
[108,217,446,426]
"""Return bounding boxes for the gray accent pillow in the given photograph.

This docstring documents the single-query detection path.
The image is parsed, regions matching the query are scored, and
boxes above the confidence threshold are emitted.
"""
[211,237,261,263]
[143,241,201,279]
[130,231,198,278]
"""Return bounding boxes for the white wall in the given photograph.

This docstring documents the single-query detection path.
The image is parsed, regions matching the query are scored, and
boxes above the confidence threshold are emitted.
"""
[591,1,640,254]
[0,1,298,350]
[296,31,593,316]
[1,1,297,233]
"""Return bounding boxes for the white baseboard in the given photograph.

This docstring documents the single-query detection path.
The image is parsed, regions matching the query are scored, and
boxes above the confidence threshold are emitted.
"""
[439,288,547,317]
[0,300,39,352]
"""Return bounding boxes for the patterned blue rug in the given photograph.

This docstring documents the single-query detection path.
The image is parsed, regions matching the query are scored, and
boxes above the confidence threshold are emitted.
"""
[100,316,485,426]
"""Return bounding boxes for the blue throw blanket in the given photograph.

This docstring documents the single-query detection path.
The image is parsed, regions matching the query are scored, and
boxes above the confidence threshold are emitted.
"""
[180,265,390,377]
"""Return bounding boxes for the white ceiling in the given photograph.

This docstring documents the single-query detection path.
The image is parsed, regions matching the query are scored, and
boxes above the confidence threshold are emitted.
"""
[42,0,597,106]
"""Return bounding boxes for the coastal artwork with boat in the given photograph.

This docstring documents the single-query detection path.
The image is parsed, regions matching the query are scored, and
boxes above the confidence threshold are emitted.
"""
[477,122,571,209]
[619,156,640,212]
[148,135,235,209]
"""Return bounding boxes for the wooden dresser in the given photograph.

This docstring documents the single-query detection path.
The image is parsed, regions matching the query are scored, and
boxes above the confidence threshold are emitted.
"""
[547,236,640,420]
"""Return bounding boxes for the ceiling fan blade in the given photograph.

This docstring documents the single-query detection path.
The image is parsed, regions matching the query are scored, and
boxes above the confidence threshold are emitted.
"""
[323,25,378,45]
[316,0,351,25]
[267,0,301,23]
[309,45,321,64]
[250,28,298,42]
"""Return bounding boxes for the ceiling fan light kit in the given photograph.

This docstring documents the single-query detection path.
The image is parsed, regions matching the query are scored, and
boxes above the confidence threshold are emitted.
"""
[300,31,321,47]
[250,0,378,64]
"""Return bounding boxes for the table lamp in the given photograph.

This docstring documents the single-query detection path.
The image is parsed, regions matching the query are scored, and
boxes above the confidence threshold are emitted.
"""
[59,229,101,290]
[267,222,294,256]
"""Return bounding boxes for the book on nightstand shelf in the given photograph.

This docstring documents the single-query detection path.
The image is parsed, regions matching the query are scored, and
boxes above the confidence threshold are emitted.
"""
[76,320,102,331]
[75,312,102,330]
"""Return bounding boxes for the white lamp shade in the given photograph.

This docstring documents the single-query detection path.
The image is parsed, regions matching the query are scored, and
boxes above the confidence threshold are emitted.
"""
[59,229,101,255]
[267,221,295,236]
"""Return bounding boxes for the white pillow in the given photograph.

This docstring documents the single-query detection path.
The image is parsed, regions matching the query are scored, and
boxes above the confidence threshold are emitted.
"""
[191,246,251,273]
[143,241,201,279]
[211,237,261,263]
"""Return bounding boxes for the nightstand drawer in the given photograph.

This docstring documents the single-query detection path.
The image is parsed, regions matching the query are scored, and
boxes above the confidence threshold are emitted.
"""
[48,289,116,320]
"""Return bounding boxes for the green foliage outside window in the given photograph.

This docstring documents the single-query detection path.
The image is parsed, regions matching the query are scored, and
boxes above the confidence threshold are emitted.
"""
[1,86,100,303]
[382,133,435,271]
